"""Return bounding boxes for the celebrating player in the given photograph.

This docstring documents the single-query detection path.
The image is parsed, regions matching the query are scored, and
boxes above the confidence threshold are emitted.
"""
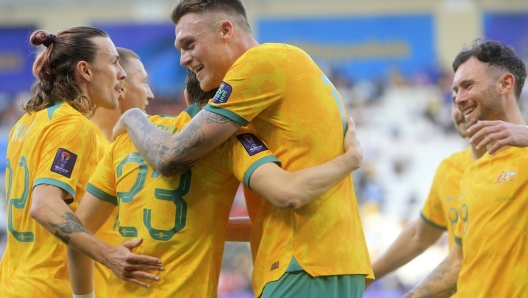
[1,27,161,297]
[115,1,372,296]
[405,40,528,297]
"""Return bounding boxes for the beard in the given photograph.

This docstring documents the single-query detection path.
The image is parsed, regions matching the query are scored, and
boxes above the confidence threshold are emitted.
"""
[466,85,503,128]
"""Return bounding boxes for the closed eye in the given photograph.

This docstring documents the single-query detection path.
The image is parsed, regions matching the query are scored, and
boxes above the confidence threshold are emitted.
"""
[183,40,194,50]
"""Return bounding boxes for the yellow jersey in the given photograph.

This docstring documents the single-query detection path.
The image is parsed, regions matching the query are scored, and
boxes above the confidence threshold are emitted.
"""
[1,102,98,297]
[205,43,373,296]
[87,105,279,297]
[420,147,472,248]
[454,147,528,297]
[91,121,111,160]
[90,121,121,298]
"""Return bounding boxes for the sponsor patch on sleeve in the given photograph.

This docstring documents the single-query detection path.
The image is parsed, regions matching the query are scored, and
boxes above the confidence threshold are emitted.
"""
[236,133,268,156]
[50,148,77,178]
[212,81,232,104]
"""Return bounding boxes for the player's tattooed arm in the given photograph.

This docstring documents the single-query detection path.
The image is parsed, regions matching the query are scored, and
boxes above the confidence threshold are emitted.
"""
[403,245,462,298]
[31,184,95,246]
[121,108,240,177]
[49,212,92,244]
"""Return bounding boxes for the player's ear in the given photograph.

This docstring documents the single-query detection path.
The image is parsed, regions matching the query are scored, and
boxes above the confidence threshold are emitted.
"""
[499,73,515,96]
[76,61,92,82]
[218,20,234,40]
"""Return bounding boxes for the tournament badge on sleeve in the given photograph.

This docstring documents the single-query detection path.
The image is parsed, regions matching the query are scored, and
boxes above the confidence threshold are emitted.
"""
[50,148,78,178]
[237,133,268,156]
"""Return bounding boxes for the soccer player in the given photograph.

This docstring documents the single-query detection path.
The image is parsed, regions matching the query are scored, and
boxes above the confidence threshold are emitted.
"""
[367,102,472,287]
[115,1,373,296]
[87,47,154,298]
[1,27,161,298]
[405,40,528,297]
[67,68,363,297]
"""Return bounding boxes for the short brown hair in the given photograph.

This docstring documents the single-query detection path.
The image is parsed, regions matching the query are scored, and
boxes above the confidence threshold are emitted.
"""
[116,47,140,74]
[171,0,251,34]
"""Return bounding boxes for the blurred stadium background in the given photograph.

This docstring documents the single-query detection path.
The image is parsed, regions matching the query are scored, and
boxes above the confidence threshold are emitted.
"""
[1,0,528,297]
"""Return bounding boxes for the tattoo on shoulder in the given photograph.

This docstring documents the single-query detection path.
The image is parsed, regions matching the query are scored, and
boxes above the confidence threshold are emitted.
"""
[49,212,92,244]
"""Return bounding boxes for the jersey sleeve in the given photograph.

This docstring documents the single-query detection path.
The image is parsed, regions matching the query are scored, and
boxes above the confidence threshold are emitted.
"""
[33,118,98,201]
[204,46,289,126]
[86,141,118,206]
[222,128,281,188]
[420,161,448,230]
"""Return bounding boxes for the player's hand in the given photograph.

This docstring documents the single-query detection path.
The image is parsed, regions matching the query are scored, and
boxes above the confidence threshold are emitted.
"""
[343,116,363,171]
[467,120,528,154]
[105,238,164,288]
[112,108,147,140]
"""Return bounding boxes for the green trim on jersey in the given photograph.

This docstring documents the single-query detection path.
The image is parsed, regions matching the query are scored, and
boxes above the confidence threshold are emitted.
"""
[184,104,202,119]
[244,156,281,189]
[420,211,447,231]
[47,102,63,121]
[204,104,249,126]
[454,236,462,246]
[34,177,75,200]
[286,256,303,272]
[86,183,118,205]
[260,271,365,298]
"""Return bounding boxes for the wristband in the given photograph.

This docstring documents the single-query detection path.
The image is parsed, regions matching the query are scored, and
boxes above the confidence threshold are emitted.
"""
[73,292,95,298]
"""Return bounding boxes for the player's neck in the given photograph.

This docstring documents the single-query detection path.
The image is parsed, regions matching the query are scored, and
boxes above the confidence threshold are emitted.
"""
[90,107,121,141]
[501,106,526,126]
[235,35,259,58]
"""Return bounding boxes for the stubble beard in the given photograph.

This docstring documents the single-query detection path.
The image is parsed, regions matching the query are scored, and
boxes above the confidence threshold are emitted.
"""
[467,85,503,128]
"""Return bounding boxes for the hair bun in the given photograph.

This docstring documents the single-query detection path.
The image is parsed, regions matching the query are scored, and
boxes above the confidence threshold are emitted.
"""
[30,30,53,47]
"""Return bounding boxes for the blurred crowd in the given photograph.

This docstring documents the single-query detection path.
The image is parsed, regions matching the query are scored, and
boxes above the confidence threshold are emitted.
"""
[2,63,528,297]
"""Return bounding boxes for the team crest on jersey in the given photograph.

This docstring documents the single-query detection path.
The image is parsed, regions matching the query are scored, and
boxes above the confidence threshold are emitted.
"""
[236,133,268,156]
[494,170,516,184]
[212,81,232,104]
[50,148,77,178]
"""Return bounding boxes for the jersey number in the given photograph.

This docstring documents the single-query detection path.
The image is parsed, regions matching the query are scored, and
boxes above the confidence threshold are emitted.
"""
[116,153,189,241]
[6,157,35,242]
[448,204,469,236]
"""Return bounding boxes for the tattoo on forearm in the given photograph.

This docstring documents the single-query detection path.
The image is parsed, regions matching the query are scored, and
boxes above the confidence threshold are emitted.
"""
[49,212,91,244]
[404,257,458,298]
[53,231,71,244]
[124,109,232,177]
